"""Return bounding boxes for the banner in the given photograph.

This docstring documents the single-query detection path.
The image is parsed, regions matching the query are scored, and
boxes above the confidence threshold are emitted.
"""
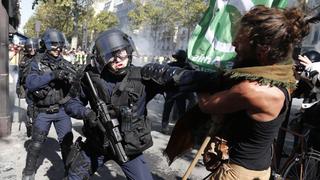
[187,0,288,72]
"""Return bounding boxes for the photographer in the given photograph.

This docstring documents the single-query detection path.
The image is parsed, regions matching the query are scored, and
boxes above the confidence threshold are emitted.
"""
[293,50,320,150]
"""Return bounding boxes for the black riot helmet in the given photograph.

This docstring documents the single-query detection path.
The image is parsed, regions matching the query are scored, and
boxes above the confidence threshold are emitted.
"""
[302,50,320,63]
[94,28,136,75]
[24,38,39,54]
[172,49,187,62]
[41,29,66,51]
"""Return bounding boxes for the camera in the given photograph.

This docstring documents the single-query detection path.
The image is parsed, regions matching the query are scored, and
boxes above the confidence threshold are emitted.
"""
[295,64,305,72]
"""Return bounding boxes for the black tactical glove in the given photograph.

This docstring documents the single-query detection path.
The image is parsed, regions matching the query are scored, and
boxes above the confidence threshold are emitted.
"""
[84,109,97,128]
[141,63,185,85]
[53,69,69,80]
[16,85,26,99]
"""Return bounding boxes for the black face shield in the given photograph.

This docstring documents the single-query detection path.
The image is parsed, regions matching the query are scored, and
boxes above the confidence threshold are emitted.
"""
[41,29,66,51]
[94,29,136,75]
[24,38,39,53]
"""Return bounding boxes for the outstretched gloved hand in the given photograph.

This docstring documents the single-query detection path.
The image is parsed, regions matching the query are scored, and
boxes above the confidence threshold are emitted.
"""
[53,69,69,80]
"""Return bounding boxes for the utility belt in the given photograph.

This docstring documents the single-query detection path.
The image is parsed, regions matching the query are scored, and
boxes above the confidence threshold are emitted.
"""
[36,104,61,114]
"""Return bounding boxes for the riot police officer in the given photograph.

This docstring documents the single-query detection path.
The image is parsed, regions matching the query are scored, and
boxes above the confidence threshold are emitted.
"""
[22,29,75,180]
[16,38,39,98]
[16,38,40,137]
[64,28,218,180]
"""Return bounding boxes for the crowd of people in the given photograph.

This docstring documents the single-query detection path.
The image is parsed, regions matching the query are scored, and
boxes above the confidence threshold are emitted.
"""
[14,4,320,180]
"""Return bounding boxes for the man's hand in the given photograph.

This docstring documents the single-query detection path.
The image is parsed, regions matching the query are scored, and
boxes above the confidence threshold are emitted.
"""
[53,69,69,80]
[16,86,26,99]
[84,109,97,128]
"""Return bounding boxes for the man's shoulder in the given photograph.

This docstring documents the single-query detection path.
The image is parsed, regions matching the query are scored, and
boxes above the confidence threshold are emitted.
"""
[232,81,285,100]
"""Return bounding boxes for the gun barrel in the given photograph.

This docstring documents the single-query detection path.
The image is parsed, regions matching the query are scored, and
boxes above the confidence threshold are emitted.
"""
[85,72,99,99]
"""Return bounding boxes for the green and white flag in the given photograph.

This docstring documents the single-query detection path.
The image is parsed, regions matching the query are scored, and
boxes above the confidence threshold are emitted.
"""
[187,0,288,72]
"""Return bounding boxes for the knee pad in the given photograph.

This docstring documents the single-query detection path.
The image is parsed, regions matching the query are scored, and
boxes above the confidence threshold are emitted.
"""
[31,128,47,142]
[29,128,47,153]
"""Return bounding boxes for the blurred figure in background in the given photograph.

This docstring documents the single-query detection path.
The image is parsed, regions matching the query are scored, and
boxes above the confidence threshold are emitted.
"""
[161,49,197,134]
[16,38,39,99]
[293,50,320,150]
[16,38,39,138]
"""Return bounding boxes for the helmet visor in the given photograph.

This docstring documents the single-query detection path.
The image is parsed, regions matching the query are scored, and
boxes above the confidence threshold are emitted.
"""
[95,31,130,64]
[24,39,39,51]
[43,31,66,50]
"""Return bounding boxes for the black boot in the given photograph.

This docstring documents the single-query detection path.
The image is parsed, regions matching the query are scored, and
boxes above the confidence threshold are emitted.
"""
[161,123,170,135]
[22,172,35,180]
[22,128,47,180]
[22,146,40,180]
[60,132,73,177]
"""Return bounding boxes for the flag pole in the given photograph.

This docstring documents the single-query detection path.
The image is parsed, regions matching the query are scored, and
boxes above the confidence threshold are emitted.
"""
[182,134,212,180]
[182,125,216,180]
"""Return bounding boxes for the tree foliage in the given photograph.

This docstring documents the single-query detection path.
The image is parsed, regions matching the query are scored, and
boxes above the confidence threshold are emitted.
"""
[128,0,207,32]
[88,11,118,34]
[24,0,118,44]
[24,1,74,38]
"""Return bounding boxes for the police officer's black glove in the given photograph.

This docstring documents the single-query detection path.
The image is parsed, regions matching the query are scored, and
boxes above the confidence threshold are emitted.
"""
[84,109,97,128]
[141,63,185,85]
[16,85,26,99]
[53,69,69,80]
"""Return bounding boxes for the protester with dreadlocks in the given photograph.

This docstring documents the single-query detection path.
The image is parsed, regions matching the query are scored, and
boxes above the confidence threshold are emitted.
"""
[195,5,311,180]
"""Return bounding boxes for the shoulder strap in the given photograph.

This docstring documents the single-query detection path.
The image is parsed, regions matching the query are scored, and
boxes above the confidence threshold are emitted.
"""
[84,69,112,104]
[277,87,290,113]
[118,66,142,92]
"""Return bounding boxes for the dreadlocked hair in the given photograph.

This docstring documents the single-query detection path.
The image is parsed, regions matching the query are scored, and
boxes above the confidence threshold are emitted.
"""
[240,5,310,63]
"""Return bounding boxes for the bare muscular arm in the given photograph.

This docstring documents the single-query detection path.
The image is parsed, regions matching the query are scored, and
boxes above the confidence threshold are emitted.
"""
[198,80,286,122]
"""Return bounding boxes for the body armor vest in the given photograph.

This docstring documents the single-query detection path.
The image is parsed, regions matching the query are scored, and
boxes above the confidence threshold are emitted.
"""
[85,66,153,156]
[31,54,69,107]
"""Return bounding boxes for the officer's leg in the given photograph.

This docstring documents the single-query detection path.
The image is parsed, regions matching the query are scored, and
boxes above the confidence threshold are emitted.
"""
[67,151,91,180]
[22,112,51,180]
[120,154,153,180]
[175,96,186,121]
[53,108,73,166]
[67,143,106,180]
[162,93,174,133]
